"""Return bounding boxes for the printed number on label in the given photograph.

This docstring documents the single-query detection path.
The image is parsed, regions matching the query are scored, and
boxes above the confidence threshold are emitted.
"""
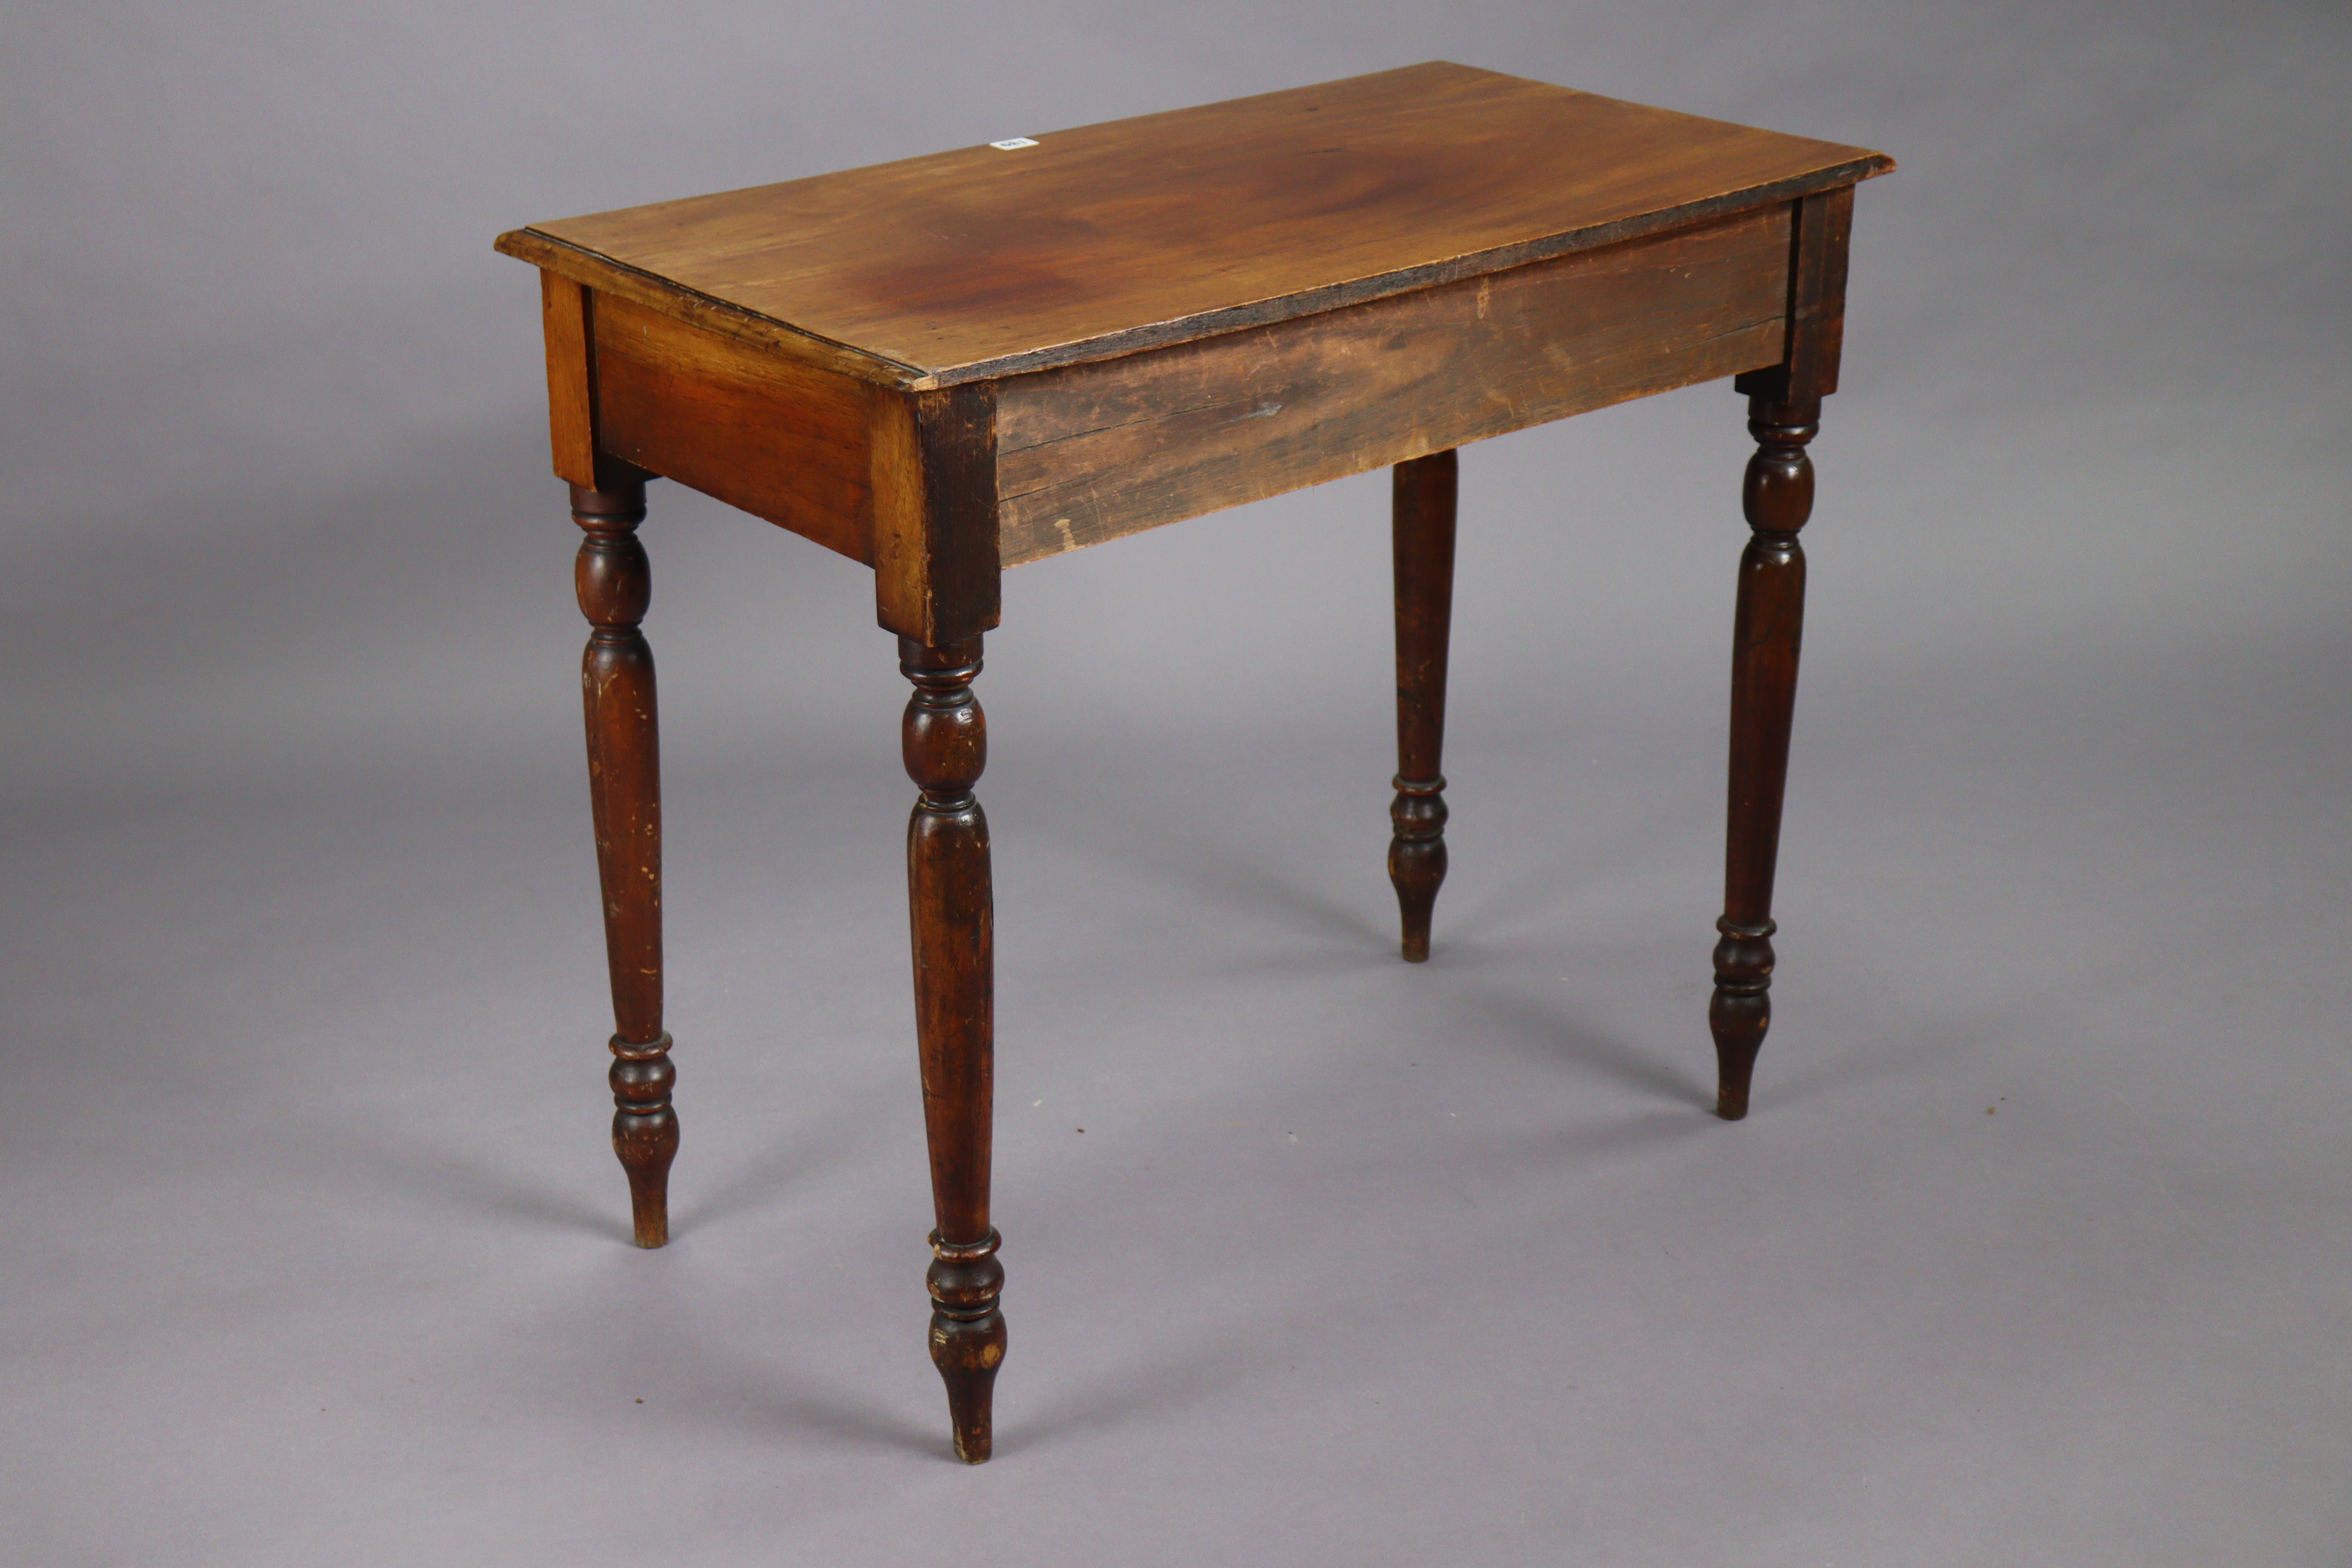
[988,137,1040,151]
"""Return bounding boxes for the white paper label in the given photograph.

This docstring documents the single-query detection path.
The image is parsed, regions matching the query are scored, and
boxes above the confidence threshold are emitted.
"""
[988,137,1039,150]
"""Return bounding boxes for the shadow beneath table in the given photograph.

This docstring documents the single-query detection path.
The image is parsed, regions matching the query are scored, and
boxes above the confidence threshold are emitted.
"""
[1758,1005,1989,1115]
[1455,1105,1718,1182]
[671,1090,891,1240]
[1438,795,1699,949]
[299,1123,636,1246]
[1443,961,1714,1112]
[1009,1314,1302,1457]
[1187,858,1391,953]
[1440,853,1593,946]
[665,1323,944,1458]
[1049,816,1394,955]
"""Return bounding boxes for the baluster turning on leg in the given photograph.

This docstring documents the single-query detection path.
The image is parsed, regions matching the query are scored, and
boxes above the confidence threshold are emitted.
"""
[901,635,1005,1462]
[1389,449,1458,962]
[1711,397,1819,1121]
[573,476,679,1244]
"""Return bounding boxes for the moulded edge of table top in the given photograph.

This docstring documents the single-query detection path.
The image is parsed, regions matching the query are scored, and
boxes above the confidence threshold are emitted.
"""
[494,63,1891,391]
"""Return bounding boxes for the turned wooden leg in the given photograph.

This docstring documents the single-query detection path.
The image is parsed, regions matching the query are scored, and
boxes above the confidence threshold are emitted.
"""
[1389,449,1458,962]
[573,476,678,1245]
[901,635,1005,1462]
[1711,396,1819,1121]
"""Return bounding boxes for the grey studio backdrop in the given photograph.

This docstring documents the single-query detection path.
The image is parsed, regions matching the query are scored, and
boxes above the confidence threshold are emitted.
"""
[5,1,2348,1563]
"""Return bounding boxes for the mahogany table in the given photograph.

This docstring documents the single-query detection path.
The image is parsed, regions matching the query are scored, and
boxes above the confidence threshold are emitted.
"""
[495,62,1890,1462]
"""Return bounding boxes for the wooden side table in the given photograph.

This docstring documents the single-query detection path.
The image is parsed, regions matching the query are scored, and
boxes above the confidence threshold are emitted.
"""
[495,62,1890,1462]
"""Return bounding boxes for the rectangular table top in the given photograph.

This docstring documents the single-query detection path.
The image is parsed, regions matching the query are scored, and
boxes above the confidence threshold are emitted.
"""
[497,62,1889,390]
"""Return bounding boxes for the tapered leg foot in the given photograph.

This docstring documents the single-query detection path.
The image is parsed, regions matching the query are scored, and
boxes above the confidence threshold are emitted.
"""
[611,1033,679,1246]
[1708,922,1774,1120]
[1390,450,1458,962]
[1388,777,1448,962]
[927,1229,1007,1462]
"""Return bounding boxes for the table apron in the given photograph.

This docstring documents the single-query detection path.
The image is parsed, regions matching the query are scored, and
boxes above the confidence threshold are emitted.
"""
[993,200,1795,566]
[548,198,1804,576]
[592,290,883,565]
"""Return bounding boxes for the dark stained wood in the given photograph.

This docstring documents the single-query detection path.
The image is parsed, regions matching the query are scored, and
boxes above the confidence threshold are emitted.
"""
[572,475,679,1243]
[498,65,1892,1461]
[592,291,877,563]
[540,273,600,488]
[1710,168,1856,1120]
[496,63,1889,389]
[1710,394,1818,1121]
[872,386,1000,644]
[995,204,1787,563]
[537,273,640,491]
[1736,184,1855,406]
[1389,450,1457,963]
[900,635,1004,1462]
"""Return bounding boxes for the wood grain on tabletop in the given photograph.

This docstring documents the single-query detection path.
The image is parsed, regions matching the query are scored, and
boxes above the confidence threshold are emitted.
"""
[495,61,1890,387]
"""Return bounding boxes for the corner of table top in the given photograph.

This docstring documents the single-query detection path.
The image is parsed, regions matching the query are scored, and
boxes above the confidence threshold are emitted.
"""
[494,226,939,391]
